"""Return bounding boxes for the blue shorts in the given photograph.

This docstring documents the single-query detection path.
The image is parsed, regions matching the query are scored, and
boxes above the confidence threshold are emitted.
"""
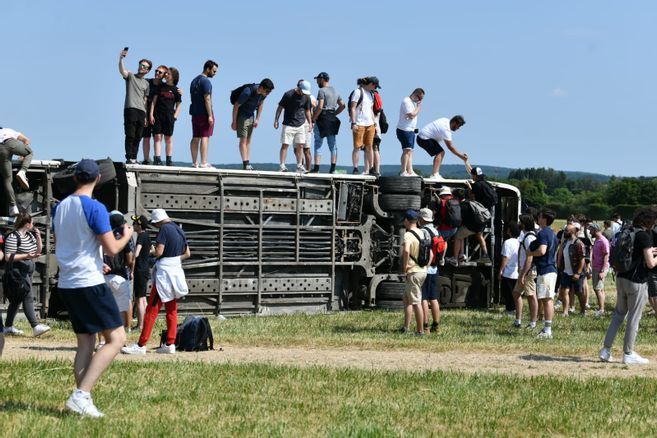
[422,273,439,301]
[438,228,457,240]
[59,283,123,334]
[560,274,585,294]
[396,129,416,149]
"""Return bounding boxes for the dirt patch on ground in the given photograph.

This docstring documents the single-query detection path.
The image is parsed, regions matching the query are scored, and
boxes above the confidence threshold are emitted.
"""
[3,337,655,379]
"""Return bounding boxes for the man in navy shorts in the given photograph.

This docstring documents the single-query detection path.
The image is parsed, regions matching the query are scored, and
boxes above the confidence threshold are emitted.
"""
[53,159,133,418]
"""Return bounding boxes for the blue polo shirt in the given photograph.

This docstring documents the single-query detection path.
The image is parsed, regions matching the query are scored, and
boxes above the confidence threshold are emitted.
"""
[534,226,558,275]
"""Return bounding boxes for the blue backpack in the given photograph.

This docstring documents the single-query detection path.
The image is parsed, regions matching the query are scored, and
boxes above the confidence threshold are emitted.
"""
[161,315,214,352]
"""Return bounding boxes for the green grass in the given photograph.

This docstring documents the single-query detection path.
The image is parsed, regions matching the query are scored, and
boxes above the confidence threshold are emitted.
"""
[2,359,657,437]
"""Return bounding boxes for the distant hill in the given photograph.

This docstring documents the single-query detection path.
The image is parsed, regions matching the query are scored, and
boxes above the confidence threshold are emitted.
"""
[200,162,611,182]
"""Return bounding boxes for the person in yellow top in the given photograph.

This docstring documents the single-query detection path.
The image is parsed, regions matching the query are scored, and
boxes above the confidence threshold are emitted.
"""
[401,209,430,335]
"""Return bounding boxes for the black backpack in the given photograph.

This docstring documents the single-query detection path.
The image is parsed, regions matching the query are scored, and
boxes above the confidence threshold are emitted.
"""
[161,315,214,352]
[230,83,257,105]
[476,180,498,209]
[347,88,366,111]
[378,109,389,134]
[2,254,31,305]
[438,197,462,228]
[409,229,432,267]
[610,226,638,274]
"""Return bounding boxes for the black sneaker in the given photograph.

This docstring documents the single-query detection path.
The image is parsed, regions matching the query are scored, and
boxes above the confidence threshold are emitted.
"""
[153,157,163,166]
[352,168,359,175]
[126,159,137,165]
[431,321,439,332]
[166,158,173,166]
[142,159,151,165]
[399,327,409,334]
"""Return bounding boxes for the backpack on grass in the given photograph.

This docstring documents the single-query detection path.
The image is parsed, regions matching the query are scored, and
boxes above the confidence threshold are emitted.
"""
[161,315,214,352]
[409,229,432,267]
[610,226,638,274]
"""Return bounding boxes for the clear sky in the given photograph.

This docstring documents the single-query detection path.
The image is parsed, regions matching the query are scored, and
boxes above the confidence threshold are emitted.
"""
[1,1,655,176]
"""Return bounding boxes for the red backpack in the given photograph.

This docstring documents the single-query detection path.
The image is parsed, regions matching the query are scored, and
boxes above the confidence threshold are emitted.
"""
[424,227,446,266]
[373,91,383,114]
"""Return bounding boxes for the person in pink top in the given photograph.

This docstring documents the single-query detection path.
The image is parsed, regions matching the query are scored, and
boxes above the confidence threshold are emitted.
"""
[589,223,610,317]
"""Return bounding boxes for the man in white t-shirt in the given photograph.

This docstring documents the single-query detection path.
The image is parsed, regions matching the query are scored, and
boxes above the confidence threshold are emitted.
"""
[416,115,468,180]
[349,76,379,175]
[499,222,521,315]
[396,89,425,176]
[53,159,133,418]
[0,127,33,216]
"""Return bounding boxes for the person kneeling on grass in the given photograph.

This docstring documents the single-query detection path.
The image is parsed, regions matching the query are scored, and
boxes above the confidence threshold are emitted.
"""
[122,208,190,355]
[53,159,133,418]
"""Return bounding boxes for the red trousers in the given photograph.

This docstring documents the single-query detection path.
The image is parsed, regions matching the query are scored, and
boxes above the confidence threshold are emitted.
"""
[138,284,178,346]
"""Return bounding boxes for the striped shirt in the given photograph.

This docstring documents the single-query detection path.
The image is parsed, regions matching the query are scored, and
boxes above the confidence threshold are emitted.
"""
[4,231,38,255]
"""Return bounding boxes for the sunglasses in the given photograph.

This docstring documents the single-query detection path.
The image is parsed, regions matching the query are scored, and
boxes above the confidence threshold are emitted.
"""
[139,63,151,69]
[155,70,167,75]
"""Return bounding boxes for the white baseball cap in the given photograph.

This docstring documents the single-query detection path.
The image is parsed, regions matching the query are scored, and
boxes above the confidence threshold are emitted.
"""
[150,208,170,223]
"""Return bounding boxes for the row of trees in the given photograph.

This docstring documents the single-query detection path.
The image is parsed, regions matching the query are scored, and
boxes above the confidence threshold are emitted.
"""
[504,168,657,219]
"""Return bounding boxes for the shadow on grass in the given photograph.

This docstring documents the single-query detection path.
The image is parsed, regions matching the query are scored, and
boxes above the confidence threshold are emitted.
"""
[519,354,596,363]
[0,400,65,417]
[21,346,77,352]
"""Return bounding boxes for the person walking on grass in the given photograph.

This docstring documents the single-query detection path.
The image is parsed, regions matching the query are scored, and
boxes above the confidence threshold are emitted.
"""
[588,223,609,317]
[122,208,190,355]
[3,213,51,337]
[189,60,218,168]
[526,208,558,339]
[0,126,33,216]
[53,159,133,418]
[600,207,657,365]
[401,209,429,336]
[513,214,539,329]
[231,78,275,170]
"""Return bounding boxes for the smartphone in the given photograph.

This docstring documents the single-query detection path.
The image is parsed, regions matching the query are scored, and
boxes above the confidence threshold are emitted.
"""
[123,47,129,51]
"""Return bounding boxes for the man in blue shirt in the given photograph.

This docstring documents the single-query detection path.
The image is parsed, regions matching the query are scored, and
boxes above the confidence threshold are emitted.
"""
[189,60,218,168]
[231,79,275,170]
[528,208,558,339]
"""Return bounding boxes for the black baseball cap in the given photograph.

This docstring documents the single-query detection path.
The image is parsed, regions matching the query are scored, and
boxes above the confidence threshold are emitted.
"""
[314,72,330,80]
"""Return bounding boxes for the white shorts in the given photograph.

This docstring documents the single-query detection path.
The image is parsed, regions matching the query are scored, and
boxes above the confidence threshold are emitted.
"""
[281,124,307,145]
[536,272,557,300]
[106,274,132,312]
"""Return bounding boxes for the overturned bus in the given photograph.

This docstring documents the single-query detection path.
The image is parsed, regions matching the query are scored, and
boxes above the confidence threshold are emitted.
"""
[0,160,520,317]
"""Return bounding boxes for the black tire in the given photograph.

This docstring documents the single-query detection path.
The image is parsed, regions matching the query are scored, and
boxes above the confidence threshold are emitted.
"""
[379,176,422,194]
[52,158,117,197]
[376,281,405,309]
[379,194,421,211]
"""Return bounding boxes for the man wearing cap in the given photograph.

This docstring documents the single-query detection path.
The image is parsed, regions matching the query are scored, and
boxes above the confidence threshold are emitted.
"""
[401,209,430,335]
[310,72,345,174]
[464,162,497,264]
[131,214,152,330]
[0,126,32,216]
[417,115,468,180]
[397,88,425,176]
[122,208,190,355]
[118,48,151,164]
[53,159,133,418]
[102,211,135,331]
[435,186,460,265]
[589,223,610,317]
[231,78,275,171]
[418,208,441,333]
[274,80,313,172]
[349,77,379,175]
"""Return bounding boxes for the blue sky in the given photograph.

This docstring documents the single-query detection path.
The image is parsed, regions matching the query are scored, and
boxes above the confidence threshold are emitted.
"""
[1,1,654,176]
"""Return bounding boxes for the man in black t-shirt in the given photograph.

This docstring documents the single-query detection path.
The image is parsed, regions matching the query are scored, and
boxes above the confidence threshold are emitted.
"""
[130,215,152,331]
[600,207,657,365]
[274,81,313,172]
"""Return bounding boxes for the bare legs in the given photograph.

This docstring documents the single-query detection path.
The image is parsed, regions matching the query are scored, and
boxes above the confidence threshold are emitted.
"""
[432,151,445,175]
[74,326,126,392]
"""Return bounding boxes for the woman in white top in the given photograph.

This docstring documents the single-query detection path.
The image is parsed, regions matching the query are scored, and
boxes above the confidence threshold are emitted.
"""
[499,222,521,314]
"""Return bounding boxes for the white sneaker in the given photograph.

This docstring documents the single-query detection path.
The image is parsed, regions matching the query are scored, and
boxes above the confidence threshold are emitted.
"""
[4,326,24,335]
[245,164,254,171]
[400,171,410,177]
[428,173,443,180]
[279,165,288,172]
[445,257,458,267]
[623,351,649,365]
[121,343,146,355]
[200,163,215,169]
[594,309,605,317]
[296,164,307,173]
[537,329,553,339]
[9,205,19,216]
[569,307,576,313]
[599,347,612,362]
[33,324,51,337]
[15,170,30,190]
[155,344,176,354]
[66,392,104,418]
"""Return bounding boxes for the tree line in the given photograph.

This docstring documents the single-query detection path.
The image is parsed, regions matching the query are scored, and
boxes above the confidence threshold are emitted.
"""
[503,167,657,219]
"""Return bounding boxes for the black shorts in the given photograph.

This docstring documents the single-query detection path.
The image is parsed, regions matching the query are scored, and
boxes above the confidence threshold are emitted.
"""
[142,124,153,138]
[59,283,123,334]
[133,271,150,298]
[648,274,657,298]
[416,137,444,157]
[373,136,381,151]
[153,112,176,136]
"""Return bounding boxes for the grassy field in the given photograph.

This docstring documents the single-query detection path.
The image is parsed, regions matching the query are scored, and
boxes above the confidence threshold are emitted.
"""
[3,276,657,436]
